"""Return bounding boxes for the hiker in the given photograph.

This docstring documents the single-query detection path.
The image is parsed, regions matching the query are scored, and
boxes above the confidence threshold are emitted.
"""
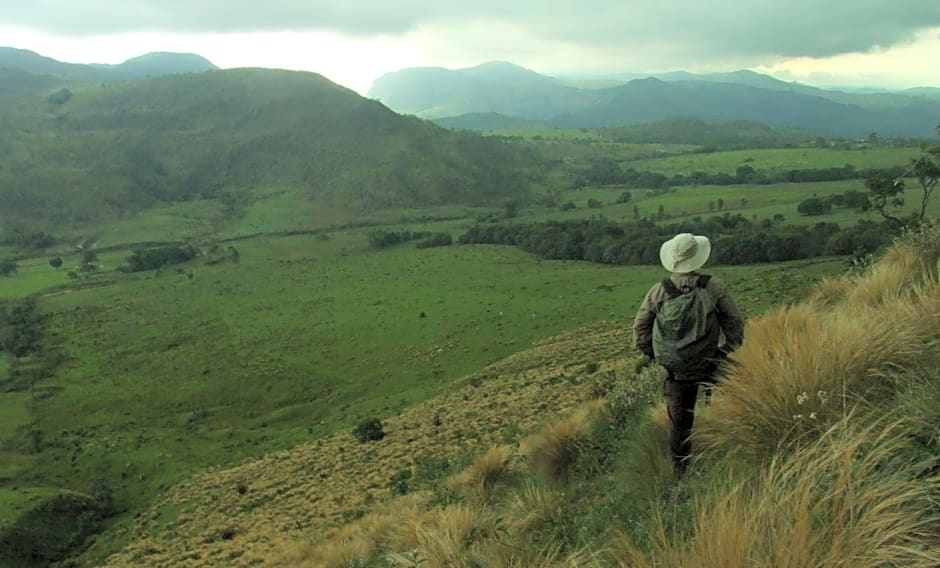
[632,233,745,476]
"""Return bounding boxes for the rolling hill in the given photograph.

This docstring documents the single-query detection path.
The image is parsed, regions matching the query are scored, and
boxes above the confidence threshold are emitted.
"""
[0,66,533,231]
[0,47,217,81]
[370,62,940,137]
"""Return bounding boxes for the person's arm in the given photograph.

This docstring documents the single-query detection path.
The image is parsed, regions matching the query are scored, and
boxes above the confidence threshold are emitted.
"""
[632,285,660,358]
[711,279,745,351]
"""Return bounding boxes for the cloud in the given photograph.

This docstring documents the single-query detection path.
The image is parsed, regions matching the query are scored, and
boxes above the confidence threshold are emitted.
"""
[4,0,940,63]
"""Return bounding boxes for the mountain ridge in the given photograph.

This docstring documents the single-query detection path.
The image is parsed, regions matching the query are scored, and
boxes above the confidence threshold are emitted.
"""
[369,62,940,137]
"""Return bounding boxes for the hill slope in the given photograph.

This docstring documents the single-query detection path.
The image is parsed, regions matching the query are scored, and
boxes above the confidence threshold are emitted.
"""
[0,67,532,230]
[96,230,940,567]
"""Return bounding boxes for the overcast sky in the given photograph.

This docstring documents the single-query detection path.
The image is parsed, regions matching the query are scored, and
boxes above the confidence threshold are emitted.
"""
[2,1,940,94]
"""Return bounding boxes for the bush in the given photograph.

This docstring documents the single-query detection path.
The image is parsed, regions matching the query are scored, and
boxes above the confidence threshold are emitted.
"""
[0,259,17,277]
[125,245,197,272]
[352,418,385,442]
[416,233,453,249]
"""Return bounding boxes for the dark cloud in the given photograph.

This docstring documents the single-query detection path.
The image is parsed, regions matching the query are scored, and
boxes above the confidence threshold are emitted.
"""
[4,1,940,60]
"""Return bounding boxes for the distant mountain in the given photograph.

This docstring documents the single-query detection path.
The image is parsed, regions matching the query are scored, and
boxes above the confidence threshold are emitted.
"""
[0,68,531,229]
[371,63,940,138]
[0,47,217,82]
[368,61,597,120]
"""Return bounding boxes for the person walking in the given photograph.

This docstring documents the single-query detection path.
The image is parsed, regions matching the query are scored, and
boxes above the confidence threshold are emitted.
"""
[632,233,745,476]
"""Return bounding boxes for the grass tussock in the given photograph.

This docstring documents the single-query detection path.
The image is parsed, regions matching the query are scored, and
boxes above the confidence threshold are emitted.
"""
[608,418,940,568]
[268,492,434,567]
[447,444,519,503]
[521,399,605,483]
[698,243,940,458]
[807,274,850,306]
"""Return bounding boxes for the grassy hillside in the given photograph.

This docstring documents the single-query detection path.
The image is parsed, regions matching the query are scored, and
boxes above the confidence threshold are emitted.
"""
[0,68,533,231]
[89,227,939,567]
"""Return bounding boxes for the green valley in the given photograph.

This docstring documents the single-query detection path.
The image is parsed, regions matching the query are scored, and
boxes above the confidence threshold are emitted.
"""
[0,58,937,567]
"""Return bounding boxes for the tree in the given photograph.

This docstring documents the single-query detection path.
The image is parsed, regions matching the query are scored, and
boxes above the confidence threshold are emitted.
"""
[797,197,832,216]
[80,250,99,272]
[735,165,755,181]
[717,198,725,210]
[910,142,939,223]
[587,198,603,209]
[863,176,905,227]
[633,204,640,219]
[616,191,632,204]
[49,256,63,269]
[0,259,17,277]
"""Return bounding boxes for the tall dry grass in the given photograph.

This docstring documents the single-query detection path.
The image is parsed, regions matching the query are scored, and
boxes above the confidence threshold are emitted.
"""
[521,399,605,483]
[697,242,940,458]
[606,417,940,568]
[448,444,519,503]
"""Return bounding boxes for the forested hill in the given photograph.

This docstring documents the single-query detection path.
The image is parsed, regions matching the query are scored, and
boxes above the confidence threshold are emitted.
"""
[0,68,531,229]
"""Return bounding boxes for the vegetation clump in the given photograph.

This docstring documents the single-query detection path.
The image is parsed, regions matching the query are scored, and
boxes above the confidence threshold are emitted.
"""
[352,418,386,442]
[123,244,198,272]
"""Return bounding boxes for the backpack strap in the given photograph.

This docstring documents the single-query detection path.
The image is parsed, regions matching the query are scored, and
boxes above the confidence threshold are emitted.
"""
[697,274,711,288]
[661,278,681,299]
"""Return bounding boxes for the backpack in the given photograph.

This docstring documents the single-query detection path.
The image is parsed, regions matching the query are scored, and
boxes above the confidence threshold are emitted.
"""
[652,274,720,374]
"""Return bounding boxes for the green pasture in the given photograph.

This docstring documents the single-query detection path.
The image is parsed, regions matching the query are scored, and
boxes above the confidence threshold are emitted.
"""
[0,229,657,548]
[522,179,940,228]
[624,146,921,175]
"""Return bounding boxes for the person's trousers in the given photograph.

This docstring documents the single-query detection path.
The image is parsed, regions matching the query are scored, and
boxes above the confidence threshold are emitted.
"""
[664,376,701,475]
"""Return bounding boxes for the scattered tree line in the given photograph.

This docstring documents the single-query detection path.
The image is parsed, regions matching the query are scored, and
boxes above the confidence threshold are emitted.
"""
[1,231,56,249]
[459,214,899,266]
[573,159,906,190]
[367,230,453,250]
[796,190,870,216]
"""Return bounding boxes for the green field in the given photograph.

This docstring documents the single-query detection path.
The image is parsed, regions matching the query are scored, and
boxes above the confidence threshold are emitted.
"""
[624,146,920,174]
[518,179,940,228]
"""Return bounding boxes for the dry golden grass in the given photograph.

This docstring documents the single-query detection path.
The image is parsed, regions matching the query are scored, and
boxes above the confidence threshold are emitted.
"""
[447,444,520,503]
[607,417,940,568]
[521,399,605,483]
[807,274,850,307]
[697,244,940,458]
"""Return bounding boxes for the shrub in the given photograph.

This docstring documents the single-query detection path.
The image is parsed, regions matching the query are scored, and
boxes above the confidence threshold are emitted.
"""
[125,244,197,272]
[0,259,17,277]
[388,468,412,496]
[352,418,385,442]
[415,233,453,249]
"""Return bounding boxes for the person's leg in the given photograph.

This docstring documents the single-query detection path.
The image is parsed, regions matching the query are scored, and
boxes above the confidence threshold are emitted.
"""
[664,376,699,476]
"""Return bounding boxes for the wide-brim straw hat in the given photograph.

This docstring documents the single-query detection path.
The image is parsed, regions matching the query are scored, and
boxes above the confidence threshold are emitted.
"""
[660,233,711,273]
